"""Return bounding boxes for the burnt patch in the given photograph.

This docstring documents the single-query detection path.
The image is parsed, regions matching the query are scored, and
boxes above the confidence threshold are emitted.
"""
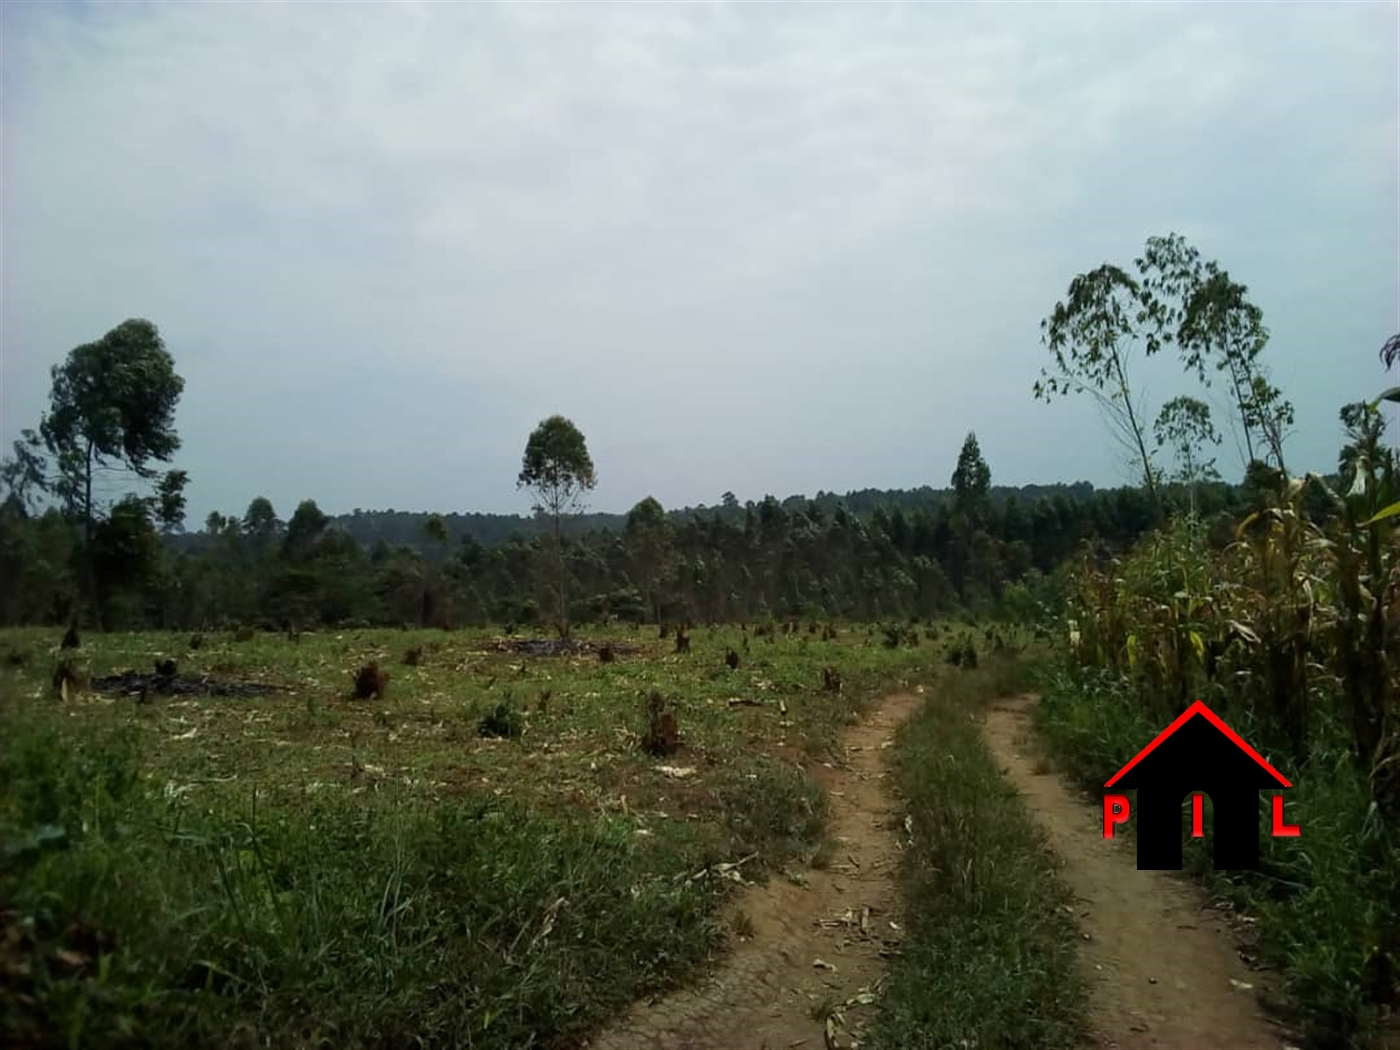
[90,671,293,700]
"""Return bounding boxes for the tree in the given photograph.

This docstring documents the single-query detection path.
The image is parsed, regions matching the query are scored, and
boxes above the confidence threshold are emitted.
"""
[90,495,165,626]
[152,469,189,534]
[951,431,991,517]
[36,319,185,543]
[1138,235,1292,477]
[1153,396,1221,513]
[417,513,450,626]
[0,319,187,623]
[242,497,282,550]
[422,513,448,550]
[0,431,47,512]
[1036,263,1162,506]
[283,499,330,560]
[626,496,672,625]
[517,415,597,637]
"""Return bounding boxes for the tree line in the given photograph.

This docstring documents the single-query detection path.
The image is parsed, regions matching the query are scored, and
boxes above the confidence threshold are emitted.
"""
[1,229,1335,633]
[3,415,1228,631]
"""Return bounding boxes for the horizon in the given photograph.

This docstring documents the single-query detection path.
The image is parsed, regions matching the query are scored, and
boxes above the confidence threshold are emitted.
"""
[3,2,1395,525]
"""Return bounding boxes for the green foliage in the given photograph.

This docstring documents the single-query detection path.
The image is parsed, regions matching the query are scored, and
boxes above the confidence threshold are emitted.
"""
[1154,395,1222,501]
[518,415,597,638]
[0,716,728,1050]
[1036,260,1163,503]
[518,415,597,522]
[625,496,673,625]
[869,660,1086,1049]
[151,469,189,535]
[478,700,522,739]
[718,759,828,864]
[951,431,991,515]
[0,620,958,1048]
[1041,466,1400,1045]
[1038,232,1294,505]
[36,319,185,527]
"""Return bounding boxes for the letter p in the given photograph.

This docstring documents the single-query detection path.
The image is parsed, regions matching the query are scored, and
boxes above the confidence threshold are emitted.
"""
[1103,794,1130,838]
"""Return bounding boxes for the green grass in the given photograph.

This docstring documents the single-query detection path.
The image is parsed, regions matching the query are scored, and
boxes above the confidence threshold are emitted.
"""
[867,656,1088,1050]
[1032,663,1399,1050]
[0,620,1008,1049]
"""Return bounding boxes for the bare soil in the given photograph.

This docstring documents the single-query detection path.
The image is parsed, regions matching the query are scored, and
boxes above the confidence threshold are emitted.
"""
[584,692,921,1050]
[982,693,1298,1050]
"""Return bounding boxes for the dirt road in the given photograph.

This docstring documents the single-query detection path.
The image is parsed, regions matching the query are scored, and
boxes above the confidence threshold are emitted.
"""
[982,694,1295,1050]
[585,692,921,1050]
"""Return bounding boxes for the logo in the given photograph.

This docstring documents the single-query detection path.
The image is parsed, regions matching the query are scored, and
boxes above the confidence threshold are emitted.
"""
[1102,700,1299,870]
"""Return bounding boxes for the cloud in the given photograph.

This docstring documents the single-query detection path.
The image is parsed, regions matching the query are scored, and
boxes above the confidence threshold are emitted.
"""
[2,0,1395,522]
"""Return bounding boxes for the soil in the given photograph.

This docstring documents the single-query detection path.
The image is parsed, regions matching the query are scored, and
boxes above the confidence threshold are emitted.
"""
[982,693,1297,1050]
[586,690,1304,1050]
[584,692,922,1050]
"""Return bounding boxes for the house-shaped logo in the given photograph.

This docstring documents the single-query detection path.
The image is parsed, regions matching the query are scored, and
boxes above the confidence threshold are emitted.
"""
[1103,701,1299,870]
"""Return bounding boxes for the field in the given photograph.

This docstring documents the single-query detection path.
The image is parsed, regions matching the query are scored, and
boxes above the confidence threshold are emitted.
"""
[1,619,1016,1049]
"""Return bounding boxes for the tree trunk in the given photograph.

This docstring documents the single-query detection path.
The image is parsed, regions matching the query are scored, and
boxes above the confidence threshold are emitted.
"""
[82,437,102,631]
[1112,353,1159,510]
[554,512,568,639]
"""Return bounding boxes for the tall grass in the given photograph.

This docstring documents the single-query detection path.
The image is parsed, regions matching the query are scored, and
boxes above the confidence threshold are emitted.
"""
[0,718,743,1049]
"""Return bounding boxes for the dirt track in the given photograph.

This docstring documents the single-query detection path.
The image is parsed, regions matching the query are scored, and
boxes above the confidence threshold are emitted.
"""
[585,692,920,1050]
[588,691,1297,1050]
[982,694,1294,1050]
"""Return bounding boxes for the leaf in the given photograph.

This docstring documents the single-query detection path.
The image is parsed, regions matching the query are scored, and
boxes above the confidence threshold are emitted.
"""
[1369,386,1400,409]
[1125,633,1139,670]
[1187,630,1205,662]
[1227,620,1261,644]
[1363,500,1400,527]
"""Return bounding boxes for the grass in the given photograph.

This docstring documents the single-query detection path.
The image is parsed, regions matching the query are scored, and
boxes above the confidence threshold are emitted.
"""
[1032,662,1398,1050]
[867,655,1088,1050]
[0,619,989,1049]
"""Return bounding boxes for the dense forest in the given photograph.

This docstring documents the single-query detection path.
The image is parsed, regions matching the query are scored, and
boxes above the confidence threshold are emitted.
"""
[1,423,1242,631]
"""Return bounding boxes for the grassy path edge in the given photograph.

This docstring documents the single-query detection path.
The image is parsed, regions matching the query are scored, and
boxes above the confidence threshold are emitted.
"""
[866,660,1088,1050]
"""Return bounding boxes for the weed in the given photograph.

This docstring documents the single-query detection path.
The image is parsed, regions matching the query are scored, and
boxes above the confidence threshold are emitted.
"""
[478,701,521,739]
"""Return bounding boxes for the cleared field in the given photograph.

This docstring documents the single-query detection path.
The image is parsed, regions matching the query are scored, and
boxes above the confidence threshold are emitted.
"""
[0,621,998,1049]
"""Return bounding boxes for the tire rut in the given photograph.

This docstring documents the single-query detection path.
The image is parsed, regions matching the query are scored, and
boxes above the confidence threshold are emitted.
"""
[982,694,1297,1050]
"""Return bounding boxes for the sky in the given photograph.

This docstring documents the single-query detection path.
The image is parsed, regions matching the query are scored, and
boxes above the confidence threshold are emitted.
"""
[1,0,1396,525]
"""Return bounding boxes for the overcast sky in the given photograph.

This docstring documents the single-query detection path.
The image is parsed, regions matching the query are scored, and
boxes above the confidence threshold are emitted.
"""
[1,0,1396,525]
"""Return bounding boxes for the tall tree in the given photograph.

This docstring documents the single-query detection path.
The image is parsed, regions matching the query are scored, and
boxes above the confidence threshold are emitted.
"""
[1037,264,1162,506]
[151,469,189,535]
[626,496,672,625]
[517,415,597,638]
[283,499,330,560]
[1137,234,1292,476]
[951,431,992,517]
[36,319,185,544]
